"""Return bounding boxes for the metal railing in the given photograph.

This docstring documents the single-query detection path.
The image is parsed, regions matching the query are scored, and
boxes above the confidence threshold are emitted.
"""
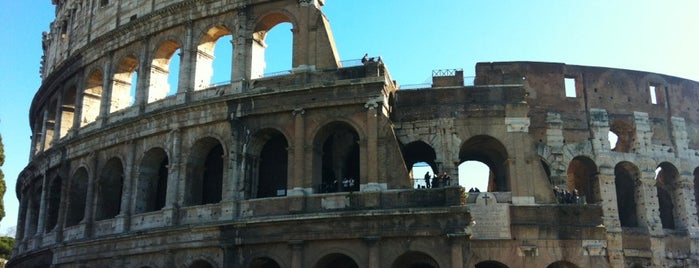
[399,76,476,89]
[432,68,463,77]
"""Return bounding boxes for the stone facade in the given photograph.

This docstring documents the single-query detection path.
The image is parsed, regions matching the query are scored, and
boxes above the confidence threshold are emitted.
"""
[10,0,699,267]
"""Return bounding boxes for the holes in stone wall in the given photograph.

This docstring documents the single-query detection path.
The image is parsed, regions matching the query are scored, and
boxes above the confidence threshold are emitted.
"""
[609,119,634,152]
[459,135,509,192]
[402,141,437,189]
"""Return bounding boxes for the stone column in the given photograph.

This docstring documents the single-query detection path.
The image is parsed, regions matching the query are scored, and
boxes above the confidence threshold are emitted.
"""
[364,236,380,268]
[119,140,136,232]
[288,108,306,196]
[83,153,98,237]
[671,117,690,158]
[675,175,699,233]
[178,20,195,103]
[99,53,114,126]
[448,234,466,268]
[21,193,34,242]
[633,112,652,155]
[597,165,624,268]
[638,173,663,235]
[231,9,249,93]
[136,36,151,112]
[363,101,380,191]
[289,240,304,268]
[35,173,50,239]
[39,110,49,151]
[167,128,182,225]
[545,112,566,186]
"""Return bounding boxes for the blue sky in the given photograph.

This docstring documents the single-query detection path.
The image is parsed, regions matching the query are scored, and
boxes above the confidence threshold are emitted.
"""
[0,1,698,235]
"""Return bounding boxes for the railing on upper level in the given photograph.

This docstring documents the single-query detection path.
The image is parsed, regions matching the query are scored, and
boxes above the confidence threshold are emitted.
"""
[399,76,477,90]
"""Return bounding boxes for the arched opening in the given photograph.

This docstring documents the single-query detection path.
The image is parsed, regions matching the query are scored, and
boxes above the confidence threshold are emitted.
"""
[95,158,124,221]
[263,22,293,75]
[655,162,679,230]
[391,251,439,268]
[546,261,580,268]
[607,131,618,150]
[459,161,490,192]
[255,130,289,198]
[188,259,214,268]
[411,162,435,189]
[150,40,180,102]
[475,260,509,268]
[402,141,437,189]
[459,135,509,192]
[314,253,359,268]
[195,26,233,89]
[66,167,88,227]
[44,101,57,149]
[59,86,77,138]
[27,182,42,237]
[251,13,294,78]
[615,162,640,228]
[185,137,224,205]
[609,119,634,153]
[250,257,281,268]
[45,175,62,232]
[565,156,599,204]
[135,148,169,214]
[313,122,360,193]
[111,55,138,112]
[81,69,103,126]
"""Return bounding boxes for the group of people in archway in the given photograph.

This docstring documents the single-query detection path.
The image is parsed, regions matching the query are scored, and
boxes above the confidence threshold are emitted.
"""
[417,171,451,189]
[553,186,582,204]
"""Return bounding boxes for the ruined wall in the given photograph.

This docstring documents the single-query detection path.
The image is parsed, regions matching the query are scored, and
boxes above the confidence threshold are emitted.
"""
[13,0,699,267]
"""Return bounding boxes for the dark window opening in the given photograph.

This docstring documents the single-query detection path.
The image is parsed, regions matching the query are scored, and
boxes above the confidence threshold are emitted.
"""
[656,163,679,229]
[202,144,224,204]
[320,128,359,193]
[257,134,288,198]
[615,162,639,228]
[95,158,124,221]
[136,148,169,213]
[315,254,359,268]
[189,260,214,268]
[66,168,88,226]
[186,138,224,206]
[45,176,62,232]
[391,251,440,268]
[566,156,600,204]
[250,258,281,268]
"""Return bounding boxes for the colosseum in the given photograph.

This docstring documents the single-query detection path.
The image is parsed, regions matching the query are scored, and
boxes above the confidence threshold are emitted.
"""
[9,0,699,267]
